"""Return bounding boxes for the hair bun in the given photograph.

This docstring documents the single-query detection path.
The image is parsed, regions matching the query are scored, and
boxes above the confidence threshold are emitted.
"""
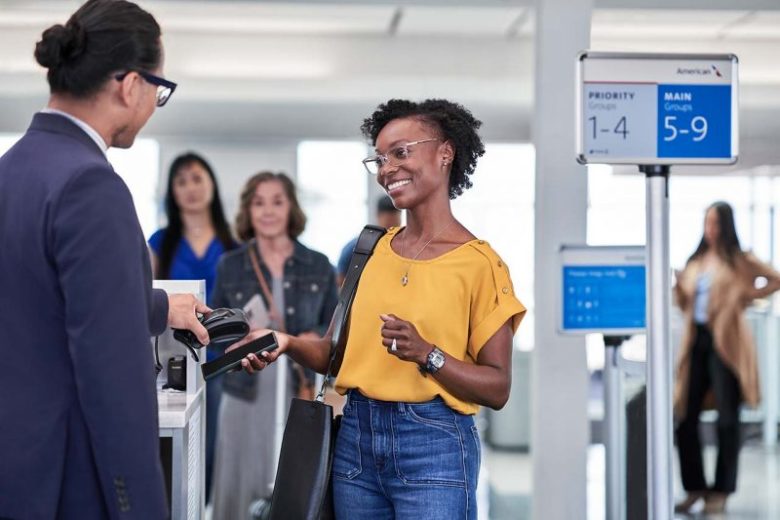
[34,21,86,69]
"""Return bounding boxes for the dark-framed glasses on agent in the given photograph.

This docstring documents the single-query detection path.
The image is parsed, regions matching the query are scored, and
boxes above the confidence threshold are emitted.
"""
[115,70,177,107]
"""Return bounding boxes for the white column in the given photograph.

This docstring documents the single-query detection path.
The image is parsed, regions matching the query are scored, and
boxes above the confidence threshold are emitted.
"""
[532,0,592,519]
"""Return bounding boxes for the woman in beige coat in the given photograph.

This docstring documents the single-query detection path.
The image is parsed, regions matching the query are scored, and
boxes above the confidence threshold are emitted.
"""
[674,201,780,514]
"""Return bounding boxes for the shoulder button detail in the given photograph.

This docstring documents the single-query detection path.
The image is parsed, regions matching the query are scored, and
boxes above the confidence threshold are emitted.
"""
[502,287,510,294]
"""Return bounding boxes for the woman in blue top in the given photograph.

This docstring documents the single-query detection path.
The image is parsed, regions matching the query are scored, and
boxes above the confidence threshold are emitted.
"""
[149,151,236,301]
[148,151,236,503]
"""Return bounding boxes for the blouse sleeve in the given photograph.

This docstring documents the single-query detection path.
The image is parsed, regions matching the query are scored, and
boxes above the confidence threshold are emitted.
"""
[744,252,780,282]
[147,228,165,254]
[467,245,527,360]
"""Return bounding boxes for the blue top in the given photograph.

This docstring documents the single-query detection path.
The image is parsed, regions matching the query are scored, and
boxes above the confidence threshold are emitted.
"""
[148,229,232,303]
[694,271,712,324]
[337,236,359,277]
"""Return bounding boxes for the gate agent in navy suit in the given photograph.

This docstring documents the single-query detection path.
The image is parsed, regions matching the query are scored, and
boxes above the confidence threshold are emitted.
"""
[0,1,211,519]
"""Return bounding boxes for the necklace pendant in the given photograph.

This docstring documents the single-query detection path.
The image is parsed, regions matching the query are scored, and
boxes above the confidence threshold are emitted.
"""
[401,273,409,286]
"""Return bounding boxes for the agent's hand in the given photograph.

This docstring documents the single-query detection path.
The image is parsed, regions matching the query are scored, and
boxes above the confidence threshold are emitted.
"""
[379,314,432,366]
[226,329,290,375]
[168,293,211,345]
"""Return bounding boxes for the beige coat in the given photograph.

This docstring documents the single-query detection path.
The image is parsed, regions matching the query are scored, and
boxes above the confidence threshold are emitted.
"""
[673,252,780,419]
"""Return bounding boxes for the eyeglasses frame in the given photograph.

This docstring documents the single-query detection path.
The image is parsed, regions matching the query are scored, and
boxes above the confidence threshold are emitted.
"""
[114,70,178,107]
[362,138,440,175]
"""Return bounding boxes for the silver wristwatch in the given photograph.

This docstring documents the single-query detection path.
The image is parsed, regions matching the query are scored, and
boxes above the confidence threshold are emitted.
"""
[422,346,446,375]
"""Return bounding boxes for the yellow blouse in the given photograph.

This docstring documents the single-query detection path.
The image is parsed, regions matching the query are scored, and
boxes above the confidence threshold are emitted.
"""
[334,227,526,415]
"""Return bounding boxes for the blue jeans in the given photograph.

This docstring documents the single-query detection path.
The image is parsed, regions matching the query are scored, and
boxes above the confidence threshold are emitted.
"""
[332,391,480,519]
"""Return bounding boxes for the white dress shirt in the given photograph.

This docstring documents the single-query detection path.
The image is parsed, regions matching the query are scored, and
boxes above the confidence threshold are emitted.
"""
[40,107,108,155]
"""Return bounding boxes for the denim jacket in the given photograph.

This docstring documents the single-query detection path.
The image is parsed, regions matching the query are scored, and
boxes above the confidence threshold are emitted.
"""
[211,239,338,399]
[211,239,338,337]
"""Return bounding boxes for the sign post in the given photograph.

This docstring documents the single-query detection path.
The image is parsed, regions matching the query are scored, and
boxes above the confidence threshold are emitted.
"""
[576,52,739,520]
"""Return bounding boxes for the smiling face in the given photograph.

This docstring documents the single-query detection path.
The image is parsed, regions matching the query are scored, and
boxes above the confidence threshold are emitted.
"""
[374,117,452,210]
[250,179,291,240]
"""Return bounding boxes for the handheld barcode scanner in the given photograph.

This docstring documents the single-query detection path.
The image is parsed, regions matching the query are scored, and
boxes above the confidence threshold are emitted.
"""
[173,308,251,359]
[155,308,251,375]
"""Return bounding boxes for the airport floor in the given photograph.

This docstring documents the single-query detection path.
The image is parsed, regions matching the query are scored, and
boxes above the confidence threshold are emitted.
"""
[204,433,780,519]
[483,442,780,520]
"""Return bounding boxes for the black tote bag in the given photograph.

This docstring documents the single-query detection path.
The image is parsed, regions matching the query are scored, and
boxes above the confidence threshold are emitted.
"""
[268,225,386,520]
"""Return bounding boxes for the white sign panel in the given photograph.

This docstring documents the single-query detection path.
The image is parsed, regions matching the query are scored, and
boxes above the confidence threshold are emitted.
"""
[576,52,738,165]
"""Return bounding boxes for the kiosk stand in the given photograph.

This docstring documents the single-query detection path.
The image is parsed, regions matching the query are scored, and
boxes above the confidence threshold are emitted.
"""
[153,280,206,520]
[559,245,646,520]
[577,52,739,520]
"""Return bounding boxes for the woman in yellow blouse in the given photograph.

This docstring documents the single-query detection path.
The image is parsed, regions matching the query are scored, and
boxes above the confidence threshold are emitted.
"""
[238,99,526,519]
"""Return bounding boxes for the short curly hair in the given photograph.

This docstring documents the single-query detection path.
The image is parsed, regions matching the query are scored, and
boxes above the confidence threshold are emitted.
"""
[360,99,485,199]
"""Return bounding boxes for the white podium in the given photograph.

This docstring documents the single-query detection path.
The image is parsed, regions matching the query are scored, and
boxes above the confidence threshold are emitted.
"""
[153,280,206,520]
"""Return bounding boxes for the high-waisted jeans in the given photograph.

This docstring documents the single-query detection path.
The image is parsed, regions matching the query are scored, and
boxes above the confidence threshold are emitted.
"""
[332,390,480,519]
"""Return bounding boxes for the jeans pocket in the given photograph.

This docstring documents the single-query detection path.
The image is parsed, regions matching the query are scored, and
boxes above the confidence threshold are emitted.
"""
[394,409,466,487]
[332,409,362,480]
[404,402,459,435]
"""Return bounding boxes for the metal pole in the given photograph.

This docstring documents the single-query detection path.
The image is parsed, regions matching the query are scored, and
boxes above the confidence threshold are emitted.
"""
[764,313,779,447]
[641,164,673,520]
[768,203,779,448]
[603,339,624,520]
[271,355,288,493]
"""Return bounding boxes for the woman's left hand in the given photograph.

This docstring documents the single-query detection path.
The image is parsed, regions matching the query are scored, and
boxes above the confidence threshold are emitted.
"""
[379,314,431,366]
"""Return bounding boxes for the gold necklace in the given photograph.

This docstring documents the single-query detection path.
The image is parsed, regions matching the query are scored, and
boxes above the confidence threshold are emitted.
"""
[399,221,455,286]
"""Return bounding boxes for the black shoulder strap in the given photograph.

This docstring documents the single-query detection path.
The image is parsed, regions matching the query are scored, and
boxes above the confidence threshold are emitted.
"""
[316,225,386,401]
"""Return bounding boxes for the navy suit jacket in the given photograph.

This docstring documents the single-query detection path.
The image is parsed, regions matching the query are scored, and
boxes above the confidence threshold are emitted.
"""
[0,114,169,519]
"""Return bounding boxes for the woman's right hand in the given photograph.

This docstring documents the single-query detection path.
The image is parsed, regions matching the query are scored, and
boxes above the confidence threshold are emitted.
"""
[225,328,290,375]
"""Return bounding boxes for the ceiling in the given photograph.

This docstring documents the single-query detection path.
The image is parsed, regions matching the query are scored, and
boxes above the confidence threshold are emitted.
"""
[0,1,779,170]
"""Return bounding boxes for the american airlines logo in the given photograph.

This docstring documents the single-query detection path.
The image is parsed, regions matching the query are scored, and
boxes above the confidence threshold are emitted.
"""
[676,67,713,76]
[675,65,723,77]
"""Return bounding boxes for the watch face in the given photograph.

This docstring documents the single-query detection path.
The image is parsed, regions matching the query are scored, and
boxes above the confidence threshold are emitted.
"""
[430,348,445,369]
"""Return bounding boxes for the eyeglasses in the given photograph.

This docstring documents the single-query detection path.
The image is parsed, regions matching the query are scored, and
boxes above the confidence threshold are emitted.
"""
[115,70,177,107]
[362,138,439,175]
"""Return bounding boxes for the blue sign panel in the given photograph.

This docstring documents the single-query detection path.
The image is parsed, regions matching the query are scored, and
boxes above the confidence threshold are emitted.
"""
[562,265,646,331]
[657,85,731,158]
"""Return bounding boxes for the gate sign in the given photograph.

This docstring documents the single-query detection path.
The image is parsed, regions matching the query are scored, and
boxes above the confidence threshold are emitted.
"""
[576,52,738,165]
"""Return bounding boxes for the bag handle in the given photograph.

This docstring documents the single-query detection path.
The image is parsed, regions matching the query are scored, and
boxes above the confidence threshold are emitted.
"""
[248,243,286,333]
[316,225,386,402]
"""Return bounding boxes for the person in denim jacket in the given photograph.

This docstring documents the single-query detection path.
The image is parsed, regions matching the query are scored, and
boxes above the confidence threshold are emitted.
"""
[209,172,338,519]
